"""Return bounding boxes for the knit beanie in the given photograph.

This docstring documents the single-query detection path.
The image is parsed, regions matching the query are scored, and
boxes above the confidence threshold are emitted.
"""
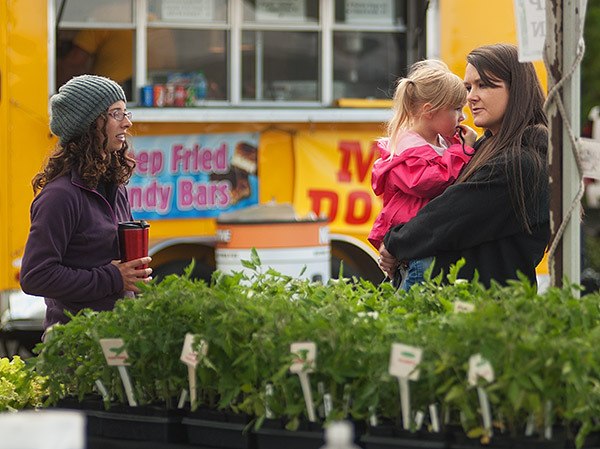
[50,75,126,146]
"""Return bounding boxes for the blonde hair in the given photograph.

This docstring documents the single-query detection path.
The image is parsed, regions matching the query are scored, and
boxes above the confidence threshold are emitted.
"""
[387,59,467,155]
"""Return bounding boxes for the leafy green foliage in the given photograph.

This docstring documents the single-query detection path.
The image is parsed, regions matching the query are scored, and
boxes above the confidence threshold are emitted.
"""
[582,0,600,127]
[29,258,600,447]
[584,233,600,272]
[0,356,47,411]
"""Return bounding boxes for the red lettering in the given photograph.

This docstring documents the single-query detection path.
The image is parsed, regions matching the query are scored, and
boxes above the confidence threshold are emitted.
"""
[337,142,353,182]
[307,190,338,222]
[336,141,378,183]
[345,191,372,225]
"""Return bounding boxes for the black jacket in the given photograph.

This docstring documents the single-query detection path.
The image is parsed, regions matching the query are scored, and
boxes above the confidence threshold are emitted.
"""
[383,129,550,287]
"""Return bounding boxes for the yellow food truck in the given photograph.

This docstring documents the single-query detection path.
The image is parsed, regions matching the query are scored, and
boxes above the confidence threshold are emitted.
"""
[0,0,546,304]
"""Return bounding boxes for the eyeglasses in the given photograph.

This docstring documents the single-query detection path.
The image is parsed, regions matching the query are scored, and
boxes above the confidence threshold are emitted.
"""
[107,110,133,122]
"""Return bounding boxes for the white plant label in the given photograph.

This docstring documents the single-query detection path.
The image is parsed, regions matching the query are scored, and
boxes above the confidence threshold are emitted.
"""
[99,338,137,406]
[468,354,494,437]
[180,333,207,408]
[290,342,317,373]
[180,333,208,368]
[389,343,422,380]
[415,410,424,430]
[468,354,495,386]
[477,386,493,436]
[323,393,333,418]
[94,379,109,402]
[429,403,440,432]
[265,384,275,419]
[454,301,475,313]
[100,338,130,366]
[178,389,188,409]
[389,343,423,430]
[290,341,317,422]
[369,406,378,426]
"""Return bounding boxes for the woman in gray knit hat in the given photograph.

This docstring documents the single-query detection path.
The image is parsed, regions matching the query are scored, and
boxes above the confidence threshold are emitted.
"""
[20,75,152,330]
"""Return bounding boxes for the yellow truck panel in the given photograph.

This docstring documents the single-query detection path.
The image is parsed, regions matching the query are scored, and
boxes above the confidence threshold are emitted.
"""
[439,0,547,91]
[2,1,54,289]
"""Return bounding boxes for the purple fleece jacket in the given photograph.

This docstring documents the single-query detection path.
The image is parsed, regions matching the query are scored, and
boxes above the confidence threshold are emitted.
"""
[20,171,133,328]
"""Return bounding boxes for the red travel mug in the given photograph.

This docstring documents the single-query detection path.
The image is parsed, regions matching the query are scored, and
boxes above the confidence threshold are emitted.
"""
[118,220,150,269]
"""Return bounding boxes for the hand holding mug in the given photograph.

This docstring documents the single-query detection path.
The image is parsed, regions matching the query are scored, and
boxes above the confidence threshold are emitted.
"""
[112,257,153,293]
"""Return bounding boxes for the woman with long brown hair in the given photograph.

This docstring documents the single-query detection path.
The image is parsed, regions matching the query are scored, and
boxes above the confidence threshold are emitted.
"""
[379,43,550,287]
[20,75,152,329]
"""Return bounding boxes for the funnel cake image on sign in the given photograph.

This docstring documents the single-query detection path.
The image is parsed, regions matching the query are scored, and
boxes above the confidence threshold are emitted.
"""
[211,142,258,205]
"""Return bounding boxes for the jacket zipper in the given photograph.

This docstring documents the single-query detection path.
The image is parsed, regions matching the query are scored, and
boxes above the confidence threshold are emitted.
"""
[71,181,118,224]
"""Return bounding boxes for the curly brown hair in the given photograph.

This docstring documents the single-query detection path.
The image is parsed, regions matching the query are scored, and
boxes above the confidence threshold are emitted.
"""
[32,113,136,193]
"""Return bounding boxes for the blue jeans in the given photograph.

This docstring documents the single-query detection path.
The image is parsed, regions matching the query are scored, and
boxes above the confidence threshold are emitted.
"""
[399,257,434,291]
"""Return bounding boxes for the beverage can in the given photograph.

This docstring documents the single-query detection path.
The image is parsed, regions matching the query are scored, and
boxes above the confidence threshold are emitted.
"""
[140,85,154,107]
[153,84,166,107]
[165,83,175,107]
[185,85,196,107]
[174,85,186,107]
[195,71,207,101]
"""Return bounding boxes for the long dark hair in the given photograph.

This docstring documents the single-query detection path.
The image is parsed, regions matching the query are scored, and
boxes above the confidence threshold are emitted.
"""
[32,113,136,193]
[457,43,548,233]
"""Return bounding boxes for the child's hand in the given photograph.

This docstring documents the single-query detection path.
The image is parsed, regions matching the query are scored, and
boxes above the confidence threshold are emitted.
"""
[457,124,478,147]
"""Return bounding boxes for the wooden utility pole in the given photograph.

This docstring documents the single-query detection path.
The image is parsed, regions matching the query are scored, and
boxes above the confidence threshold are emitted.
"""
[545,0,583,288]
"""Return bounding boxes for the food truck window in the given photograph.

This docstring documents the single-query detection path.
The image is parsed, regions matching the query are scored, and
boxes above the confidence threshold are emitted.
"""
[333,0,407,100]
[333,31,405,99]
[241,0,320,102]
[146,1,229,102]
[241,31,319,102]
[145,29,228,102]
[54,0,420,106]
[55,0,135,96]
[57,0,133,23]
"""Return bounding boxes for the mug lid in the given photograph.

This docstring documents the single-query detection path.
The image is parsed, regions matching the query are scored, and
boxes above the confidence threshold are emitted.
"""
[118,220,150,229]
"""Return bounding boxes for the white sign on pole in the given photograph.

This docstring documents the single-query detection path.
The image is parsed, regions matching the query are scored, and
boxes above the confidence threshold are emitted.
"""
[514,0,546,62]
[579,138,600,180]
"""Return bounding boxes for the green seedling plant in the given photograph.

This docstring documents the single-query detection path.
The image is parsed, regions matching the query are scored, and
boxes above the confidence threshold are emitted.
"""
[34,310,113,405]
[0,356,47,411]
[25,252,600,449]
[101,267,210,408]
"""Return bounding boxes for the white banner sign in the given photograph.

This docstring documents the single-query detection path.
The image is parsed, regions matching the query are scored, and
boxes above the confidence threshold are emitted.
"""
[162,0,214,22]
[256,0,305,22]
[514,0,546,62]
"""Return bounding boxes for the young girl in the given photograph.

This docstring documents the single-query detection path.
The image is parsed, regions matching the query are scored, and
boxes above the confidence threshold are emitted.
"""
[368,59,477,290]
